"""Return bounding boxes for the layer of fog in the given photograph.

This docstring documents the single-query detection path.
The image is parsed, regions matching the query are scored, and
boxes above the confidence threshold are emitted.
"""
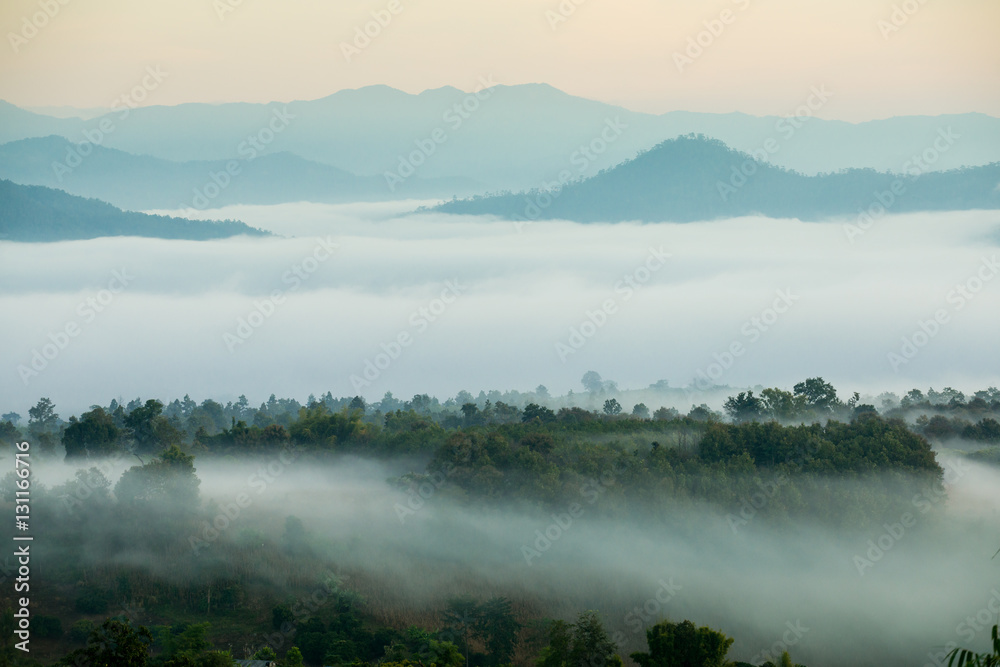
[2,203,999,415]
[25,453,1000,667]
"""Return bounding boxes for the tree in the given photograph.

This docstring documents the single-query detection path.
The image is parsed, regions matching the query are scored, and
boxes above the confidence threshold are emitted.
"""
[632,404,650,419]
[475,597,521,666]
[442,596,480,663]
[792,378,840,413]
[349,396,366,413]
[125,399,183,454]
[28,397,58,429]
[538,612,620,667]
[582,371,605,394]
[523,404,556,423]
[28,397,60,455]
[723,391,764,424]
[629,619,733,667]
[760,388,802,421]
[59,618,152,667]
[603,399,622,416]
[568,611,620,667]
[653,407,679,421]
[537,620,572,667]
[252,646,277,660]
[114,444,200,508]
[63,407,121,459]
[462,403,482,424]
[285,646,305,666]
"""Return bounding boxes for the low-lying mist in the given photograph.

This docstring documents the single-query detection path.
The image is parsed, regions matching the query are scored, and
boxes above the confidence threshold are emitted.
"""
[20,450,1000,667]
[2,203,998,417]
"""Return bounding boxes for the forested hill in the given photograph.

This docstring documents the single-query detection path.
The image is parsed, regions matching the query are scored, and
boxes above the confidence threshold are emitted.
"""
[0,179,268,242]
[433,134,1000,223]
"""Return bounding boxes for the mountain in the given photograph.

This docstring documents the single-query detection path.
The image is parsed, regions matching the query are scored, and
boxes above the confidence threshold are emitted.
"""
[2,86,998,193]
[0,179,268,242]
[0,136,480,210]
[431,135,1000,223]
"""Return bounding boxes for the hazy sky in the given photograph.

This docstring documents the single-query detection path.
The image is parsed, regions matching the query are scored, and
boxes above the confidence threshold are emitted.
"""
[1,0,998,120]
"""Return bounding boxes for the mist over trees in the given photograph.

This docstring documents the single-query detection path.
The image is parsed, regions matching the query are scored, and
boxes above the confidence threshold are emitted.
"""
[2,377,998,666]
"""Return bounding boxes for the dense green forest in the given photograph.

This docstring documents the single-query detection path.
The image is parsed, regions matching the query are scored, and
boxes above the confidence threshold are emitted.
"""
[0,179,267,242]
[432,135,1000,223]
[1,378,998,667]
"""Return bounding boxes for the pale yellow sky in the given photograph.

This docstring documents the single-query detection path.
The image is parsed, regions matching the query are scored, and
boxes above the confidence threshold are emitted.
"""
[1,0,998,120]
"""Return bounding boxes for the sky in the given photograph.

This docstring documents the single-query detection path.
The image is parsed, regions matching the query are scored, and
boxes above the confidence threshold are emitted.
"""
[1,0,998,121]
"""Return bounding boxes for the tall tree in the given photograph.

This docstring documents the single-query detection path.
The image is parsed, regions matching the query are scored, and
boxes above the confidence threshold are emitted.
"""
[630,619,733,667]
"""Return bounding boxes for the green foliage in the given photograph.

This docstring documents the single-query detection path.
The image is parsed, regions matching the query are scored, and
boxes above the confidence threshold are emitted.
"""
[629,619,733,667]
[272,604,294,631]
[475,597,522,666]
[33,615,63,639]
[69,619,96,643]
[75,587,111,614]
[125,399,182,454]
[538,611,619,667]
[59,618,153,667]
[197,420,290,453]
[285,646,304,666]
[948,624,1000,667]
[63,407,122,458]
[524,404,556,424]
[289,404,370,448]
[723,391,764,424]
[114,444,200,508]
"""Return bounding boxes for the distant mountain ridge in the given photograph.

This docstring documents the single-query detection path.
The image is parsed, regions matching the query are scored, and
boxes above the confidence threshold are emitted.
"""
[0,179,268,242]
[2,85,999,195]
[432,135,1000,223]
[0,136,480,211]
